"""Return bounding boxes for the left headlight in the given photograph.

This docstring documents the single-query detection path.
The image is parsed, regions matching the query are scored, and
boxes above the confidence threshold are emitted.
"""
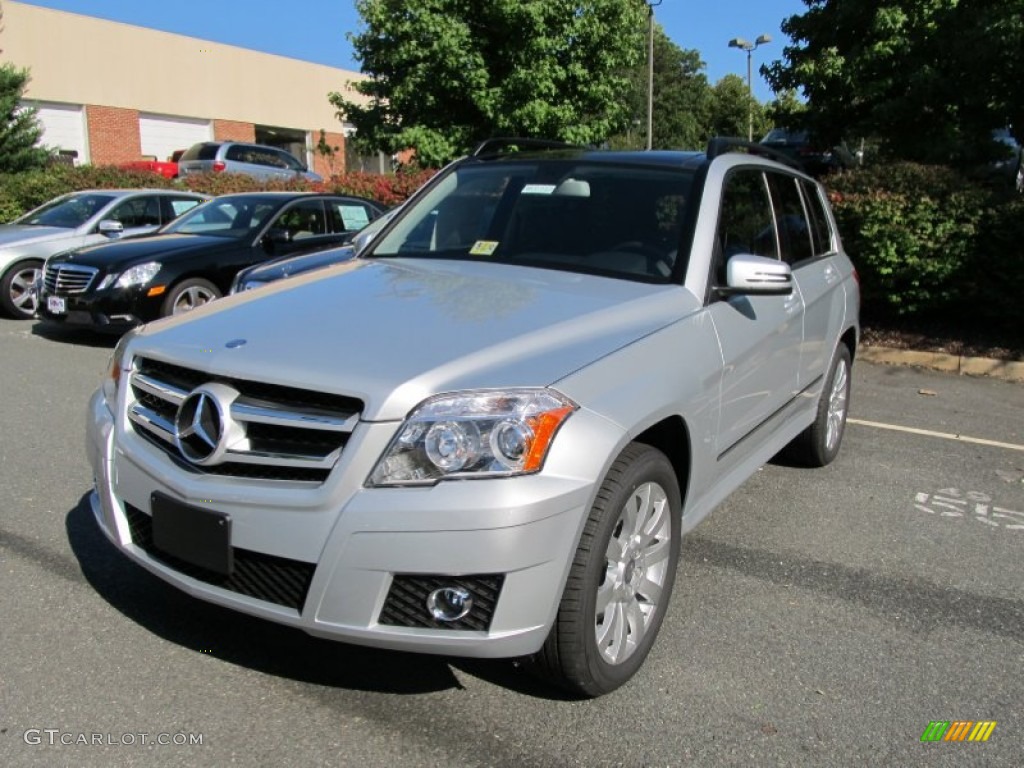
[368,389,577,487]
[98,261,162,290]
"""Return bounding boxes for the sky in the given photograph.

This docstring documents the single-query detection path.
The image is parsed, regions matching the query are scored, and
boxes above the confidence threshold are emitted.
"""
[18,0,805,102]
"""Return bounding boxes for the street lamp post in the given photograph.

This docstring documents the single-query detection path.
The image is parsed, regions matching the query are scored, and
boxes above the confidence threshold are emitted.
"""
[728,34,772,141]
[645,0,663,151]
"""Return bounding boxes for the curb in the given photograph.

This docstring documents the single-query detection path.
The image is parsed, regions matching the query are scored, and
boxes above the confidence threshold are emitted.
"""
[858,345,1024,383]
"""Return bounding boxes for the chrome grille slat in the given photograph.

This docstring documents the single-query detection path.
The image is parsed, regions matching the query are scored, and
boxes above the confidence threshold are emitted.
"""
[44,263,98,294]
[132,373,188,406]
[127,403,176,443]
[224,447,340,469]
[231,401,358,431]
[127,356,362,484]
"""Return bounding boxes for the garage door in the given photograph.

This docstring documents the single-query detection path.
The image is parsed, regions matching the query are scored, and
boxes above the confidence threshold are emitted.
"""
[31,103,88,164]
[139,115,211,162]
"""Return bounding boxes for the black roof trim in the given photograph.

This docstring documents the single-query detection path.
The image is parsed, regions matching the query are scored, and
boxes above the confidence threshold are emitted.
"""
[705,137,803,171]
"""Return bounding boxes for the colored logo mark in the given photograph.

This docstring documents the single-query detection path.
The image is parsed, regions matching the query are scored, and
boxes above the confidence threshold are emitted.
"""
[921,721,996,742]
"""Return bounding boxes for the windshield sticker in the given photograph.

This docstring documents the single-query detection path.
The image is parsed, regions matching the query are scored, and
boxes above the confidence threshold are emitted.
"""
[521,184,556,195]
[469,240,499,256]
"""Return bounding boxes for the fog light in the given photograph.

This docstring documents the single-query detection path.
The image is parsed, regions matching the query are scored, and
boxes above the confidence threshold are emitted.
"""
[426,586,473,622]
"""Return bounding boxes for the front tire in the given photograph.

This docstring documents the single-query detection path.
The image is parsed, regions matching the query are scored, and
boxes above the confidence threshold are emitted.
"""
[785,344,852,467]
[160,277,221,318]
[532,443,681,697]
[0,259,43,319]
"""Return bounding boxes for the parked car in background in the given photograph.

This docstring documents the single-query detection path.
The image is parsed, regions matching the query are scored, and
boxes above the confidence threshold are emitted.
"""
[230,203,391,293]
[0,189,208,319]
[85,137,859,697]
[761,128,857,176]
[120,149,186,179]
[991,128,1024,193]
[177,141,323,183]
[38,192,382,332]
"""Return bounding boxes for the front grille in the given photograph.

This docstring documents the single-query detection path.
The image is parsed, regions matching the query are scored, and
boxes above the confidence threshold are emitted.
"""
[44,263,98,294]
[127,356,363,484]
[380,574,505,631]
[124,504,315,611]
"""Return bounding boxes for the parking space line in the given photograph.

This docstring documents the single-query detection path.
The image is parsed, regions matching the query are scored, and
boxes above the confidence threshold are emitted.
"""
[849,418,1024,452]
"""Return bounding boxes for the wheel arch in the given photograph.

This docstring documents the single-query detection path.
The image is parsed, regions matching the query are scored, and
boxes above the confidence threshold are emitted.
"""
[632,415,692,510]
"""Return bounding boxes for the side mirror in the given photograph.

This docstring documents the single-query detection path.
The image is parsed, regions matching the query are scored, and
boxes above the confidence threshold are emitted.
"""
[720,253,793,296]
[99,220,124,237]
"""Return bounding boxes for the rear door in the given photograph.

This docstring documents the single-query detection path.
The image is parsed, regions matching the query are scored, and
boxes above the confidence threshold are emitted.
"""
[768,173,846,388]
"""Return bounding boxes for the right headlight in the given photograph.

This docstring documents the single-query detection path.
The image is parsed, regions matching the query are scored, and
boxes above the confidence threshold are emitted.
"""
[367,389,577,487]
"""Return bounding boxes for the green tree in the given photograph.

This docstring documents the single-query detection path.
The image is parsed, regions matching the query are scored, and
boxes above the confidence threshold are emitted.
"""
[330,0,647,167]
[0,63,50,173]
[609,26,711,150]
[708,74,769,140]
[763,0,1023,163]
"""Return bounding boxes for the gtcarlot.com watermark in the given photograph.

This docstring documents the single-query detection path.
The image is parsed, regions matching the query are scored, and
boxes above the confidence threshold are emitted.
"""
[23,729,203,747]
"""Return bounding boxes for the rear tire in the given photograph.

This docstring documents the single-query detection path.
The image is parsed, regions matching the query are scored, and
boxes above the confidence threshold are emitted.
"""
[785,344,852,467]
[531,443,681,697]
[0,259,43,319]
[160,278,221,318]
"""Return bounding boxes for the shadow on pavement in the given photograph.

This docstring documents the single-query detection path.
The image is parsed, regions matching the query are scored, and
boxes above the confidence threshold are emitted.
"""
[32,321,119,349]
[64,492,569,700]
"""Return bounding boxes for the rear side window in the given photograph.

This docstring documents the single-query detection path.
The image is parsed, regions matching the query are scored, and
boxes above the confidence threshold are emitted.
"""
[180,143,221,161]
[767,173,813,266]
[162,196,203,222]
[800,180,835,256]
[329,200,375,232]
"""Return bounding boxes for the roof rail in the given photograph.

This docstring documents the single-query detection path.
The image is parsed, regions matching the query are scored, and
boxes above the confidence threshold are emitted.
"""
[705,136,802,171]
[470,137,583,158]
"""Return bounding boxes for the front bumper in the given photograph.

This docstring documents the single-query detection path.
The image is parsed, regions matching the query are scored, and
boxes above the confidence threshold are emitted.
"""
[86,389,622,658]
[38,285,159,332]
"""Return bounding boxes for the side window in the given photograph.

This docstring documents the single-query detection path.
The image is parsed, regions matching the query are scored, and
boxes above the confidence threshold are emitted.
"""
[274,200,328,239]
[800,180,835,256]
[107,197,161,228]
[767,173,813,266]
[328,201,374,233]
[162,197,202,223]
[225,144,248,162]
[713,170,777,284]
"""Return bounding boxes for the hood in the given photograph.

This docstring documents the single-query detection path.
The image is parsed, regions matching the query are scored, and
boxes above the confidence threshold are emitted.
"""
[51,233,235,269]
[0,225,76,249]
[129,258,699,421]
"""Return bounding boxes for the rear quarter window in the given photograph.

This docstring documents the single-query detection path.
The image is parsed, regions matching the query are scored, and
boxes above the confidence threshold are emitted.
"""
[180,143,220,161]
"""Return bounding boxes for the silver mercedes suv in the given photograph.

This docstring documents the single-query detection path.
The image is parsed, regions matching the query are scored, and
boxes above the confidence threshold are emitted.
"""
[86,138,859,697]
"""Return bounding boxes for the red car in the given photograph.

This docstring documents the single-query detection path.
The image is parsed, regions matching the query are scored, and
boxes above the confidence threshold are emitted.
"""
[120,149,185,179]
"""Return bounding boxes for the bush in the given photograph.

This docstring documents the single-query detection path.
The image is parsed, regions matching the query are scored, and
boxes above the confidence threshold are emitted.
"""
[0,164,437,223]
[827,163,1022,330]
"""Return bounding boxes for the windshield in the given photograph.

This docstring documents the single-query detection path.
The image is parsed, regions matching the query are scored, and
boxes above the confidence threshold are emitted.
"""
[162,196,279,238]
[16,193,116,228]
[370,160,693,281]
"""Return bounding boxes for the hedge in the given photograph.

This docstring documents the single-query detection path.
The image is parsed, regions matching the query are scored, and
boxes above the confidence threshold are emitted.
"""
[0,165,437,222]
[827,163,1024,329]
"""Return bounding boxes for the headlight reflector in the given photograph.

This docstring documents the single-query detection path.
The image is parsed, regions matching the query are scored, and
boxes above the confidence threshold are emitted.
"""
[368,389,577,486]
[101,261,162,290]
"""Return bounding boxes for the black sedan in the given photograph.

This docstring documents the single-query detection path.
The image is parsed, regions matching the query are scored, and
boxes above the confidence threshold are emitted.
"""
[37,192,382,332]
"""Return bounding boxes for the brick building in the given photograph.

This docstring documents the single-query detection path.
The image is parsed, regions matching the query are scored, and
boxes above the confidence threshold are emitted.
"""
[1,1,377,176]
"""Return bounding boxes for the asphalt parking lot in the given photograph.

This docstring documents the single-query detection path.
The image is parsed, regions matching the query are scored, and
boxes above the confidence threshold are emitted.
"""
[1,317,1022,767]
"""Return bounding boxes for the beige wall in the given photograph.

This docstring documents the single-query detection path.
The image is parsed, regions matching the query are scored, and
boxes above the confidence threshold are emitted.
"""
[0,0,369,131]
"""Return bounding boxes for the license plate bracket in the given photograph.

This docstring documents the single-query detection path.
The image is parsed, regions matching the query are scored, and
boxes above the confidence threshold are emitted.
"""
[151,492,233,576]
